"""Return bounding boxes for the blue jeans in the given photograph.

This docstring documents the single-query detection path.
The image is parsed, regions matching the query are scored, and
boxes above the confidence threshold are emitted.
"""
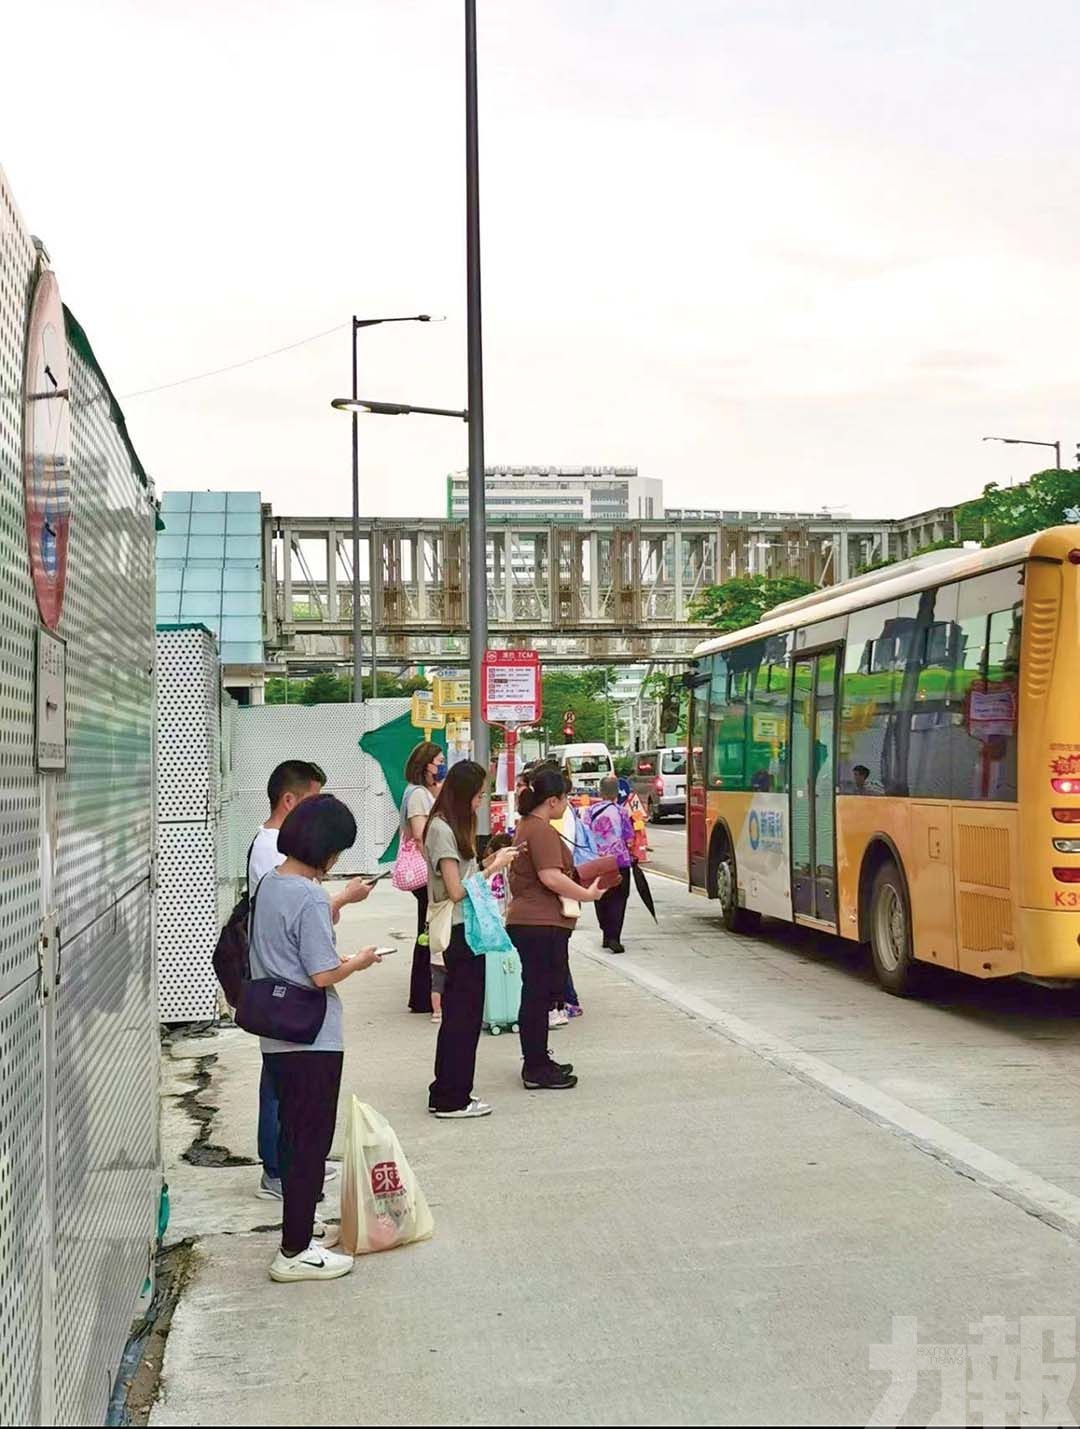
[258,1057,282,1179]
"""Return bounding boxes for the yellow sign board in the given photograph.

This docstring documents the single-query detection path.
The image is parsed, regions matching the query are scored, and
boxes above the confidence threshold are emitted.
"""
[410,691,445,733]
[432,676,470,715]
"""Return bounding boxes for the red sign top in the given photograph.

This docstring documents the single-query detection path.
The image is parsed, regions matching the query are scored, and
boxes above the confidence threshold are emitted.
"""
[483,648,539,665]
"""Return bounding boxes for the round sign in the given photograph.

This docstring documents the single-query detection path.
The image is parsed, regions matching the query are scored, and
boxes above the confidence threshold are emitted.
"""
[23,268,71,630]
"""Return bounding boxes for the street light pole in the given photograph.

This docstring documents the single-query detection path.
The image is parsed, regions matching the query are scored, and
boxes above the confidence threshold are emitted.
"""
[350,314,436,702]
[465,0,490,831]
[982,435,1062,476]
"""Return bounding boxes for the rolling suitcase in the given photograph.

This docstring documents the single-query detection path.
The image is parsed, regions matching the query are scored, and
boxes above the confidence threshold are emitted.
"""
[483,950,522,1035]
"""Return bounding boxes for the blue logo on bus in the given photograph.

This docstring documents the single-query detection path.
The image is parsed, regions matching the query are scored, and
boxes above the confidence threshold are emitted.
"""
[748,811,761,849]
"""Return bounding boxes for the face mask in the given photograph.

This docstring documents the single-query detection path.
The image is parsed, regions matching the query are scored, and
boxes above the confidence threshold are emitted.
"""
[434,762,448,782]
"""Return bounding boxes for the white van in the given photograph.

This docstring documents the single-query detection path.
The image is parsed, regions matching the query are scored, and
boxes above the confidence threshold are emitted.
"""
[545,743,615,799]
[631,746,687,822]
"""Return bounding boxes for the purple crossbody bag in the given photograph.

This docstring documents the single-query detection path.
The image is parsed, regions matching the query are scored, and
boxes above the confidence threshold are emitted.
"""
[234,877,328,1045]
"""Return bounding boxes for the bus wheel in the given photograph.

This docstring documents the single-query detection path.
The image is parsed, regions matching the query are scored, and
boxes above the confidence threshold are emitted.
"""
[714,840,760,935]
[869,860,920,996]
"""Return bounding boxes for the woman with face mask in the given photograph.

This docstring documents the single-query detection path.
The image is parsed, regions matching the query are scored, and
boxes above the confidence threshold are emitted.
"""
[402,741,447,1018]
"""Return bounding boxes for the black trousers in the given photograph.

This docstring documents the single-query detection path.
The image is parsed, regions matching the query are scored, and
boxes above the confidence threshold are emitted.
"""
[509,925,570,1076]
[595,866,632,944]
[428,925,485,1112]
[409,885,432,1012]
[264,1050,343,1255]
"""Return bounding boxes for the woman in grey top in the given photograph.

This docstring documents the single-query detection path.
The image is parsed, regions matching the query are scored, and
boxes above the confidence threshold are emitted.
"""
[249,794,381,1283]
[423,761,517,1119]
[403,741,446,1016]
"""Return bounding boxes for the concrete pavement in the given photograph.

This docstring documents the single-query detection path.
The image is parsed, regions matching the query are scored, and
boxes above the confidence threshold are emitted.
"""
[151,881,1080,1426]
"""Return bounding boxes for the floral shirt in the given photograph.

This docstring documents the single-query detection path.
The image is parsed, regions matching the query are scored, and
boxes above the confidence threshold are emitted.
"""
[582,800,635,868]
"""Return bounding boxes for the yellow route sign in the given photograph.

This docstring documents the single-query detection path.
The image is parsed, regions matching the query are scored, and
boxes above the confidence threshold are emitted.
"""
[410,691,445,736]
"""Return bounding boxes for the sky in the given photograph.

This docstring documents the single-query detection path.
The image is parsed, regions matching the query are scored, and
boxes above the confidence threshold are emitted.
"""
[3,0,1078,520]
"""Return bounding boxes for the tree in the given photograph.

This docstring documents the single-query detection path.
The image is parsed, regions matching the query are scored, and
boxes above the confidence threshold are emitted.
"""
[689,574,816,632]
[264,671,438,705]
[961,468,1080,545]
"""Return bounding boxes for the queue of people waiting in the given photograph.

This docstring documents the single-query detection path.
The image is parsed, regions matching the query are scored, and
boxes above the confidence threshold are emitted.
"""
[232,749,653,1285]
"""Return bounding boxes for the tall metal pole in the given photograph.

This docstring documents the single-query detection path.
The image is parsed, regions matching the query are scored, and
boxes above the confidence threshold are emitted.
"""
[465,0,490,829]
[350,319,364,701]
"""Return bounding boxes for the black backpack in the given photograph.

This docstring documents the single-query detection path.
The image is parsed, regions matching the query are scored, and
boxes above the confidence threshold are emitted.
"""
[212,838,257,1008]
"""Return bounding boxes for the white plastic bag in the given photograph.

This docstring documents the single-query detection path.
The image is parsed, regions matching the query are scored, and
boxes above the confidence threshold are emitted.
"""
[338,1096,435,1255]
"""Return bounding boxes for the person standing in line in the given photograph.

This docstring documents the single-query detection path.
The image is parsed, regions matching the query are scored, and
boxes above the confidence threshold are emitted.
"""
[508,768,602,1091]
[250,760,373,1202]
[583,775,635,954]
[401,741,447,1019]
[424,762,518,1119]
[250,794,383,1282]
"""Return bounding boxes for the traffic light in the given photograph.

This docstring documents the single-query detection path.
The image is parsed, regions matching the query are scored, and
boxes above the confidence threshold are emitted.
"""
[562,708,575,739]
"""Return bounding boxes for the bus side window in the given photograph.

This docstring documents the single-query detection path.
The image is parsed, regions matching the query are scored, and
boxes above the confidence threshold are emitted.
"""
[951,565,1022,802]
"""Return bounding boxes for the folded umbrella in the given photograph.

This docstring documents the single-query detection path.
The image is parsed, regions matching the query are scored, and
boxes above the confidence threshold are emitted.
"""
[631,862,657,922]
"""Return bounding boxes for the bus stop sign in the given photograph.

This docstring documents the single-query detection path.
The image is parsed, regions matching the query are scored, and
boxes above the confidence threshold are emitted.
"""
[481,648,541,726]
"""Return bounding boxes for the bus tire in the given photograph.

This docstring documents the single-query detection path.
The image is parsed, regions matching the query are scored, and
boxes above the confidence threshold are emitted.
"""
[712,836,761,935]
[868,860,921,996]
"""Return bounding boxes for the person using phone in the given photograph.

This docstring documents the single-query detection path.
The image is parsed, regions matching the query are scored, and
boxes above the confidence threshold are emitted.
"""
[250,793,382,1284]
[249,761,376,1205]
[508,767,602,1091]
[401,742,447,1018]
[423,761,517,1119]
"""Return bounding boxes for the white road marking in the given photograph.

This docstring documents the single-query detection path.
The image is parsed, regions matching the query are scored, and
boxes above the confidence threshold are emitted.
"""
[582,948,1080,1241]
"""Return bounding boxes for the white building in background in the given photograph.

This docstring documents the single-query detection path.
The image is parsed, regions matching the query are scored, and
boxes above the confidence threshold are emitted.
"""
[447,465,664,521]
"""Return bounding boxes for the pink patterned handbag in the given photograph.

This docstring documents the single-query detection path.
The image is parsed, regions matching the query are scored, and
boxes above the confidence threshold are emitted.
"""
[392,835,428,892]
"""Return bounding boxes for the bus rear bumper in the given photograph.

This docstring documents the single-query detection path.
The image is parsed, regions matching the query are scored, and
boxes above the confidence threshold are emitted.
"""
[1020,908,1080,979]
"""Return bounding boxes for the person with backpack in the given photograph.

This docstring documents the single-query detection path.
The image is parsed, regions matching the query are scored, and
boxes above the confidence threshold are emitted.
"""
[248,794,382,1282]
[508,767,603,1091]
[424,761,518,1119]
[247,761,373,1203]
[582,775,636,954]
[399,741,447,1019]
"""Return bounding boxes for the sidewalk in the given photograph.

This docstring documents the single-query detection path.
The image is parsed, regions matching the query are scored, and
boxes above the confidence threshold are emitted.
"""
[152,883,1080,1426]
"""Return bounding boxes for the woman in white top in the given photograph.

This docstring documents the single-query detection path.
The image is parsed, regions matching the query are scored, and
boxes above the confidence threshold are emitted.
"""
[403,741,446,1016]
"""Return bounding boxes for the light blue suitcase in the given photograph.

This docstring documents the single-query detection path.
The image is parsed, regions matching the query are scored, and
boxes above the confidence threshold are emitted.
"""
[483,950,522,1035]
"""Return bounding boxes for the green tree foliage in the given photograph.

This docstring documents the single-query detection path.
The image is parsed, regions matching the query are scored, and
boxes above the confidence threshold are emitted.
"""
[689,574,816,632]
[265,672,431,704]
[961,468,1080,545]
[534,668,617,746]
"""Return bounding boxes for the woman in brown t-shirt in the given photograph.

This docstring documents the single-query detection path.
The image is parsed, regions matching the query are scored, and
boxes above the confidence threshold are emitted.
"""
[508,767,602,1090]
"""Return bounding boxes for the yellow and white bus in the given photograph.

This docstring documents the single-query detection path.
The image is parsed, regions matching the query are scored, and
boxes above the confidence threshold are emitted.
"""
[686,526,1080,994]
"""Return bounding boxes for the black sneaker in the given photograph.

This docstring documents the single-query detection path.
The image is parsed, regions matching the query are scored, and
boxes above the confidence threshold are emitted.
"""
[603,939,626,954]
[522,1066,578,1090]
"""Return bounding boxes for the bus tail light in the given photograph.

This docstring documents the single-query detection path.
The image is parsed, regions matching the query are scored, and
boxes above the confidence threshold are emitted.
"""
[1053,867,1080,882]
[1052,778,1080,794]
[1053,839,1080,853]
[1052,808,1080,823]
[1068,549,1080,565]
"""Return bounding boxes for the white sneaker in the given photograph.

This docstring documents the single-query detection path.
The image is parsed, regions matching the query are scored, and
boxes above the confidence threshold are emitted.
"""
[269,1243,353,1283]
[433,1099,493,1120]
[549,1009,569,1029]
[311,1219,340,1248]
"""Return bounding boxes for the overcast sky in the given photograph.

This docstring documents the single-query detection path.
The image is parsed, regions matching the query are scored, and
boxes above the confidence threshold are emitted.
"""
[4,0,1077,519]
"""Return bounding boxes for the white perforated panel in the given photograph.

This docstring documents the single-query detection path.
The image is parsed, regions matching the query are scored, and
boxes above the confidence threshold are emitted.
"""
[52,888,157,1426]
[0,173,41,1003]
[0,974,44,1428]
[155,627,218,821]
[156,823,219,1023]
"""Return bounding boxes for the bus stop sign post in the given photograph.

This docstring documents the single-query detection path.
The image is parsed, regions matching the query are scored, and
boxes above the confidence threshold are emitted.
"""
[481,649,542,811]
